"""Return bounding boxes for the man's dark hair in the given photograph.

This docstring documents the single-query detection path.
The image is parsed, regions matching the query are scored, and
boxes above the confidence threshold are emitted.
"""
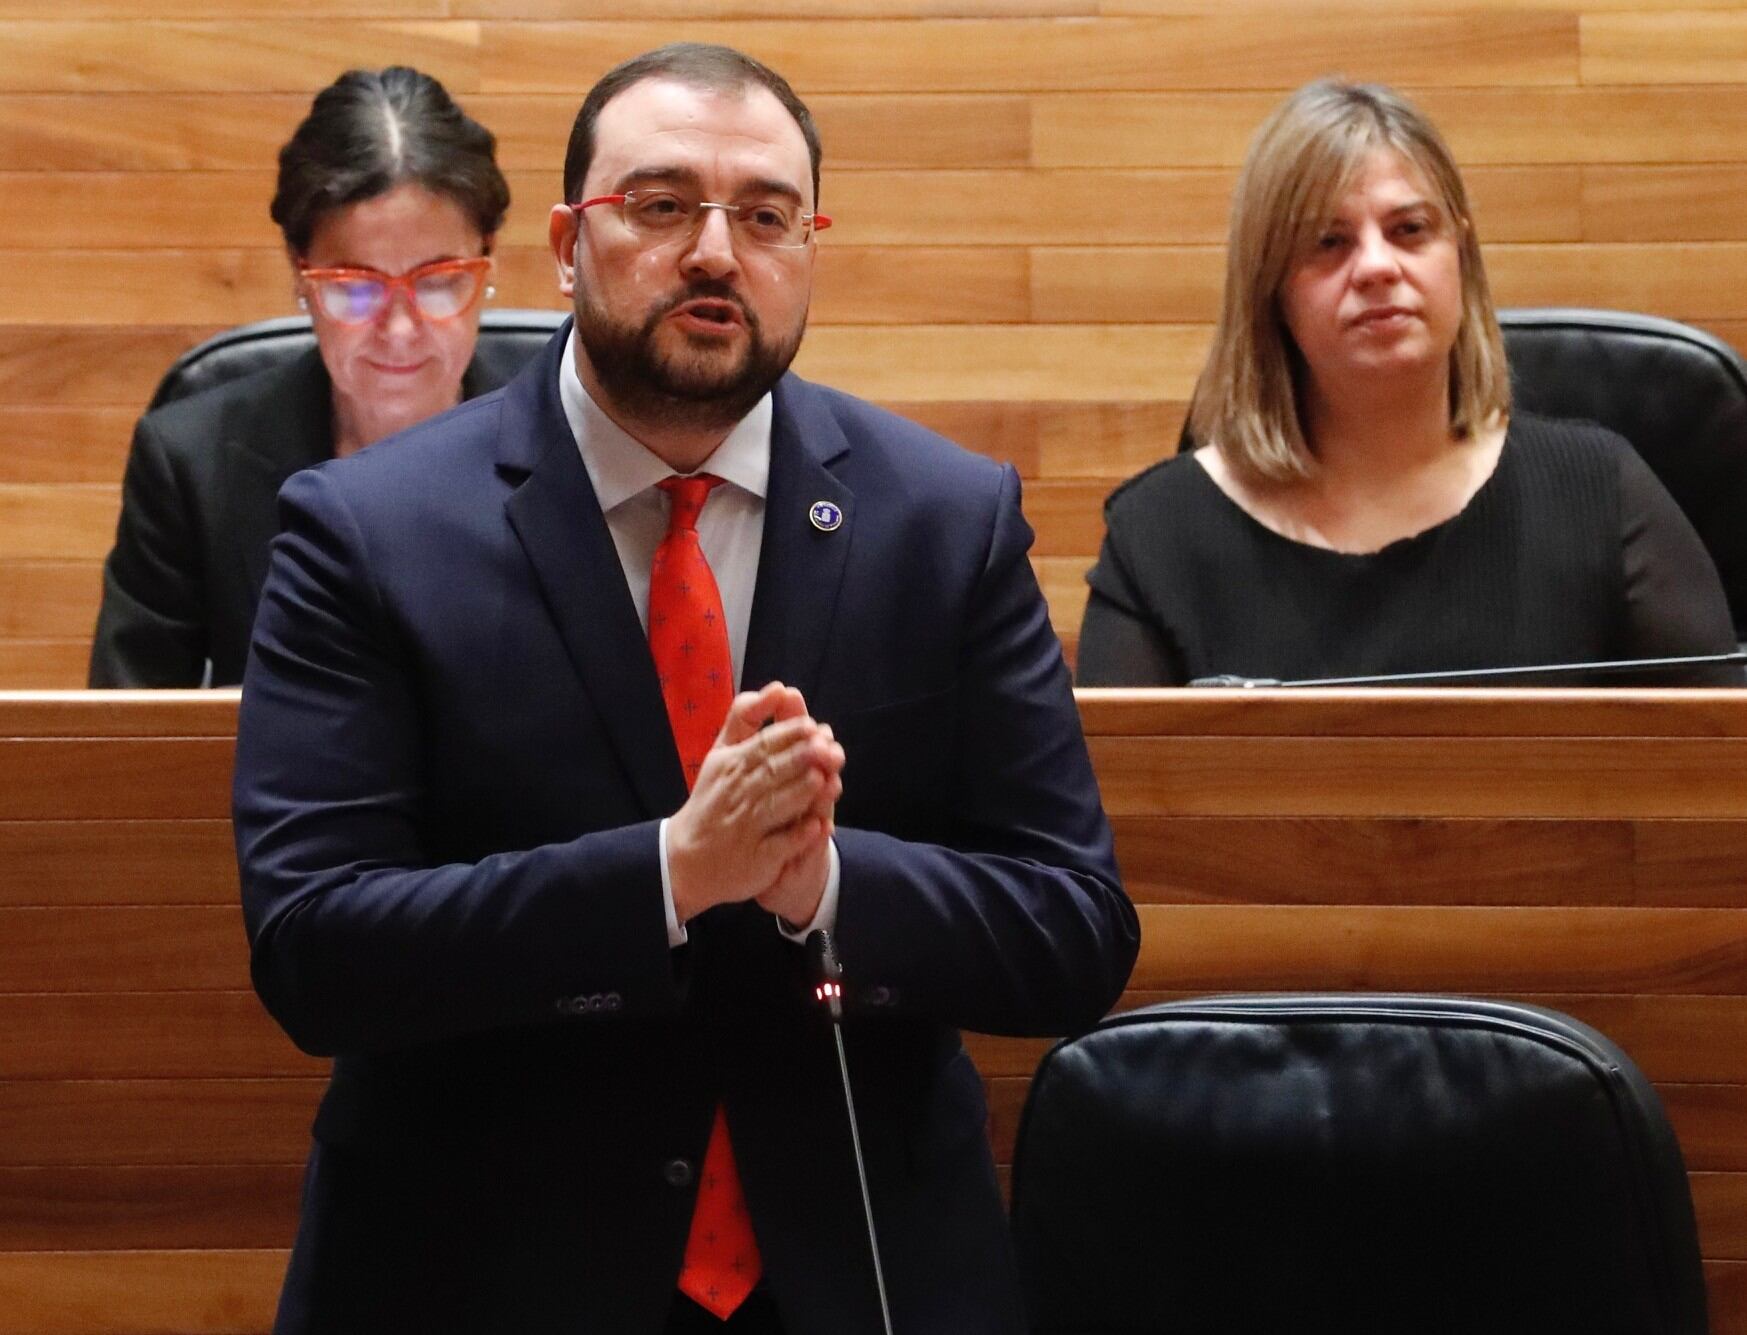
[562,43,822,207]
[271,66,511,255]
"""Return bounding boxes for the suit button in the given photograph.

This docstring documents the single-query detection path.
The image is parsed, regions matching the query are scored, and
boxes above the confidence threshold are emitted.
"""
[555,996,584,1015]
[663,1157,694,1188]
[604,992,623,1012]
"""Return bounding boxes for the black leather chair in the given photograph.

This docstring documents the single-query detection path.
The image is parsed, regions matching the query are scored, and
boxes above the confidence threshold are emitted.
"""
[1009,994,1708,1335]
[1499,309,1747,637]
[146,308,568,411]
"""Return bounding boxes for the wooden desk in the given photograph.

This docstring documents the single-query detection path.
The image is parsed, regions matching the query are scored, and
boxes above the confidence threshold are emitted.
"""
[1,689,1743,1332]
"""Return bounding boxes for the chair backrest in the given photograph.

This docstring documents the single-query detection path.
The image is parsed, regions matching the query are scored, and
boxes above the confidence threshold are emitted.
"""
[146,309,568,411]
[1499,308,1747,635]
[1009,994,1708,1335]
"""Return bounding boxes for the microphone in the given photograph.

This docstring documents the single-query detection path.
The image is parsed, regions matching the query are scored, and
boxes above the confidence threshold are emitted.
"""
[806,930,895,1335]
[1190,650,1747,689]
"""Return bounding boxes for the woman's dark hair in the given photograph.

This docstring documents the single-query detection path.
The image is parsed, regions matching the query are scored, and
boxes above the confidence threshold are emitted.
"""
[271,66,510,255]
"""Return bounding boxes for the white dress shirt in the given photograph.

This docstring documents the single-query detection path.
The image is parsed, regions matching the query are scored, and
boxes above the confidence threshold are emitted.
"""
[557,329,839,946]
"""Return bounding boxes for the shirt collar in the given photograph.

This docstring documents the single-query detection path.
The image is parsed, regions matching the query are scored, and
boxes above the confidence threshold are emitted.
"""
[558,326,771,512]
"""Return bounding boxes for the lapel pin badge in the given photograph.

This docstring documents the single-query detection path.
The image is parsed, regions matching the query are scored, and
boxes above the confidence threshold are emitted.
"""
[808,500,843,532]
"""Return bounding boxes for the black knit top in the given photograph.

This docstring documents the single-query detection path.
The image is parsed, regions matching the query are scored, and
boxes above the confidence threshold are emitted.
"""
[1077,414,1738,686]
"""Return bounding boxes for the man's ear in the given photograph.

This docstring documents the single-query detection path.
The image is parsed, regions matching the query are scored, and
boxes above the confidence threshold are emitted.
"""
[549,205,579,299]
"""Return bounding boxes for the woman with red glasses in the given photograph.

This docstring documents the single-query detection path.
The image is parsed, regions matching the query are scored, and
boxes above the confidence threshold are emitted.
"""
[90,66,511,687]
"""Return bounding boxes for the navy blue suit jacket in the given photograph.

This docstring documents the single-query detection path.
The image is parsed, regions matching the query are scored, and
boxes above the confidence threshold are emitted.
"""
[233,324,1137,1334]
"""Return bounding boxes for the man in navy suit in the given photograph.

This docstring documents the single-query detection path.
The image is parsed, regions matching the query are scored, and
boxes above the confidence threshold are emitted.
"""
[234,42,1137,1335]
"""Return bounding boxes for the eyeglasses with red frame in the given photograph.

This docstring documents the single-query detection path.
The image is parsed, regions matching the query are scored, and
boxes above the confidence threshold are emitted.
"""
[296,256,494,325]
[571,190,831,250]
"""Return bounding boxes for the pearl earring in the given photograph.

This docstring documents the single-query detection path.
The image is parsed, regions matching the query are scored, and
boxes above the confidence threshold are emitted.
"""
[485,284,497,301]
[296,295,309,312]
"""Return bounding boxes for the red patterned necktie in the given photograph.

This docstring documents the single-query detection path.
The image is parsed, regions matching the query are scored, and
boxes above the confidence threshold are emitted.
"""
[651,474,761,1320]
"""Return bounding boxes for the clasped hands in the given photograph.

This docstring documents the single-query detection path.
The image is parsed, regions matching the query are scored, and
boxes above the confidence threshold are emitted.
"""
[667,681,845,929]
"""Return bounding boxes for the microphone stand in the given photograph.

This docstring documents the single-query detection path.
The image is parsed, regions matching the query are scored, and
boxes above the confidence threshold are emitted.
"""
[807,929,895,1335]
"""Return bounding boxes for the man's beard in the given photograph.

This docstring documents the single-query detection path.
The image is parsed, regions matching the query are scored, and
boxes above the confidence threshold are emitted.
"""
[574,279,805,434]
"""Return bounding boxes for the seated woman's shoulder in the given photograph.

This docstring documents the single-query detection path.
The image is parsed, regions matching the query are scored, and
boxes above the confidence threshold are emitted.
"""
[1102,449,1206,519]
[1509,409,1638,461]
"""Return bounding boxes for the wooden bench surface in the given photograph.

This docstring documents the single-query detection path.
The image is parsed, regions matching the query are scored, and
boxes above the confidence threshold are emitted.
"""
[2,688,1744,1332]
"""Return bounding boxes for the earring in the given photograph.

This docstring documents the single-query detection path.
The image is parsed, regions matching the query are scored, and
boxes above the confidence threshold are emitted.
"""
[296,295,309,312]
[484,284,497,301]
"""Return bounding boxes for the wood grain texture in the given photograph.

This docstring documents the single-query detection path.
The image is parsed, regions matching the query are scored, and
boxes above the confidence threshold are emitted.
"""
[0,327,211,406]
[0,562,101,637]
[1582,11,1747,85]
[0,641,89,690]
[792,324,1207,400]
[0,907,247,991]
[775,397,1173,477]
[1093,735,1747,819]
[0,0,444,15]
[0,995,319,1079]
[0,741,232,818]
[0,22,478,94]
[0,173,278,249]
[1129,904,1747,998]
[480,15,1575,95]
[461,0,1097,16]
[0,690,236,737]
[1699,1172,1747,1260]
[1714,1260,1747,1332]
[0,820,236,906]
[0,485,116,559]
[1486,242,1747,320]
[1583,166,1747,243]
[0,1249,284,1335]
[1077,688,1747,737]
[1111,816,1638,906]
[1032,87,1747,168]
[0,409,135,483]
[0,1079,321,1166]
[0,96,323,169]
[0,1167,302,1252]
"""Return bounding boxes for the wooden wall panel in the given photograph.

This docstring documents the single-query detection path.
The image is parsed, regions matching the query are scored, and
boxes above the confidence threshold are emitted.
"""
[1034,87,1747,167]
[0,641,88,689]
[2,693,1745,1331]
[0,1250,284,1335]
[0,22,478,94]
[1582,11,1747,85]
[0,562,101,637]
[0,327,212,405]
[479,16,1575,95]
[0,819,235,906]
[0,1167,302,1252]
[0,410,135,483]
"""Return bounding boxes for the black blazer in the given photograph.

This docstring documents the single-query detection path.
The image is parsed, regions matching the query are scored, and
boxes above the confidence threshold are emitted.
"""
[89,350,504,687]
[233,325,1138,1333]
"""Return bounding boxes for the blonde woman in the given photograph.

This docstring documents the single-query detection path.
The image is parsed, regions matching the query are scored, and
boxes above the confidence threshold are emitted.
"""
[1077,80,1733,685]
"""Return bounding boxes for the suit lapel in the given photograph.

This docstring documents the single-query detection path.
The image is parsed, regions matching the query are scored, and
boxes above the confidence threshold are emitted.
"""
[498,328,686,818]
[228,352,335,602]
[742,376,854,703]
